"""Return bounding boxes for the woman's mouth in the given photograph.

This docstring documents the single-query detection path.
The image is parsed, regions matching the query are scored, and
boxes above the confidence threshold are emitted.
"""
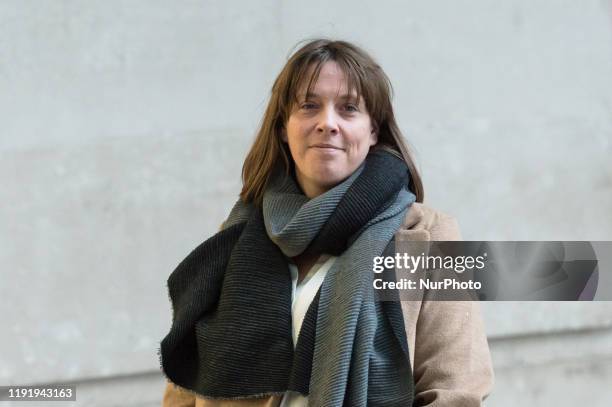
[310,143,344,151]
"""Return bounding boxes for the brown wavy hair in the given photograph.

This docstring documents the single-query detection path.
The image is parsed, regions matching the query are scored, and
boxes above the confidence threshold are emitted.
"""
[240,38,424,205]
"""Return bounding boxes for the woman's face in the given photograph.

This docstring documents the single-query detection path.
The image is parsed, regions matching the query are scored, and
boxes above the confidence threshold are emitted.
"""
[283,61,377,198]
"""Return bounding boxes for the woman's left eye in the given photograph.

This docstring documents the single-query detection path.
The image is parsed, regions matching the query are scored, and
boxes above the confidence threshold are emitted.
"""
[344,104,358,112]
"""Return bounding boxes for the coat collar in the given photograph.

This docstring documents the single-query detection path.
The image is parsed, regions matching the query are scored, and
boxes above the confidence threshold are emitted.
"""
[397,203,431,242]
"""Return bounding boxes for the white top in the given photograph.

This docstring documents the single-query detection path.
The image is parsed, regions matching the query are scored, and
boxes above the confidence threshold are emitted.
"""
[278,255,336,407]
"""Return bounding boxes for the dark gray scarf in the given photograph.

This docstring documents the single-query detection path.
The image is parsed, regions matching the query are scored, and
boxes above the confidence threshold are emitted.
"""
[160,150,416,406]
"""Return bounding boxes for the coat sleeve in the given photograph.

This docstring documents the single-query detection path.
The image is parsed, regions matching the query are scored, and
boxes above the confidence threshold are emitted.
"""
[410,212,495,406]
[162,381,196,407]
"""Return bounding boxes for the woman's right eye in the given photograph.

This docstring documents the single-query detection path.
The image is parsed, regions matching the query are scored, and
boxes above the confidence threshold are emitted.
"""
[301,103,317,110]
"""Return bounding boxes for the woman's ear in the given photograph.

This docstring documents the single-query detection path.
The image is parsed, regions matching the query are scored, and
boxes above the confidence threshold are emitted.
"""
[370,125,378,146]
[281,128,288,143]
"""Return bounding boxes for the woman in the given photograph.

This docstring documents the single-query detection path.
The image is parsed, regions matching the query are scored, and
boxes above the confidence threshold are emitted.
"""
[160,39,493,406]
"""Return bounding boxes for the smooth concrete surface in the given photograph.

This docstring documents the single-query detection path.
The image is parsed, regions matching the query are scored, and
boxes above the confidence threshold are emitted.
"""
[2,1,611,406]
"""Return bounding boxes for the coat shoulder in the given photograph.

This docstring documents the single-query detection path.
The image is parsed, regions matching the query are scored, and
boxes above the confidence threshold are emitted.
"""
[399,203,462,241]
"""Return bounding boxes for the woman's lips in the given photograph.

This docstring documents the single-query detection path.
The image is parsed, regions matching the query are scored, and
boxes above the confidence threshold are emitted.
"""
[310,143,344,151]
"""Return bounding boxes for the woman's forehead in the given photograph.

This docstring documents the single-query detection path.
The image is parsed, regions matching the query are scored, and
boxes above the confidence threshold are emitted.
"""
[294,63,361,101]
[303,61,352,85]
[295,89,360,100]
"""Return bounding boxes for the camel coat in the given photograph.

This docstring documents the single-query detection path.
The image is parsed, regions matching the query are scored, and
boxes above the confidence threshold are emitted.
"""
[162,203,494,406]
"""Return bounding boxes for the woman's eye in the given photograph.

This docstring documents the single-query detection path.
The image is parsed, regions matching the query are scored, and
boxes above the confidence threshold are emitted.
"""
[344,104,358,112]
[301,103,317,110]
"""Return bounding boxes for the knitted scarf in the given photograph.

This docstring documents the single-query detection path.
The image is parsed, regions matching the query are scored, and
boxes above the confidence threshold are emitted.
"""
[160,150,416,406]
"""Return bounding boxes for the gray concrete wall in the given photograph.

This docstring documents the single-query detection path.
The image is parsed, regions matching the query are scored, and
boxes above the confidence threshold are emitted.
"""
[1,1,611,406]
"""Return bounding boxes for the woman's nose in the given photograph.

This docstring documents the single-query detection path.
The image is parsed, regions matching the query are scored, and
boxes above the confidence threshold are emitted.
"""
[316,105,339,135]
